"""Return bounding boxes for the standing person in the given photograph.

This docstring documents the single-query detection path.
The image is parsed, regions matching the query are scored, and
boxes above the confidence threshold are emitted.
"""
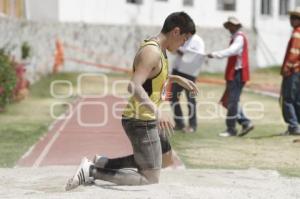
[280,8,300,135]
[171,34,205,133]
[207,16,254,137]
[65,12,198,190]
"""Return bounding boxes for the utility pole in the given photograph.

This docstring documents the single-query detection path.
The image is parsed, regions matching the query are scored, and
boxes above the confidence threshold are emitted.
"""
[252,0,257,33]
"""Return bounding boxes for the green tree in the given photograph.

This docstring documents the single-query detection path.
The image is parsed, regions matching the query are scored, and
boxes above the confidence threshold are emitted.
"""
[21,42,31,60]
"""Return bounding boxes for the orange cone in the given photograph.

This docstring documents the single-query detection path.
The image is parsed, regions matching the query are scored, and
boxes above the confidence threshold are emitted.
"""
[53,39,64,74]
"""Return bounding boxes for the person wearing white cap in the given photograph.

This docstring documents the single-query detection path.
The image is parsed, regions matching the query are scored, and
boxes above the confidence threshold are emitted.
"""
[207,16,254,137]
[280,7,300,135]
[171,34,205,133]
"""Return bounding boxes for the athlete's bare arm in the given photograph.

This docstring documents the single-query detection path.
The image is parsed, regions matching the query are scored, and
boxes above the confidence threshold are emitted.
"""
[128,45,161,113]
[128,45,174,130]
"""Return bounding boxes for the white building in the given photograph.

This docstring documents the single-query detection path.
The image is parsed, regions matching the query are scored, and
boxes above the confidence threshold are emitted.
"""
[23,0,300,67]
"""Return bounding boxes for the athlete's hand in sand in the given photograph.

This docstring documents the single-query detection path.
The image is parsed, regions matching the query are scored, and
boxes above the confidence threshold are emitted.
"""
[169,75,199,96]
[156,110,175,137]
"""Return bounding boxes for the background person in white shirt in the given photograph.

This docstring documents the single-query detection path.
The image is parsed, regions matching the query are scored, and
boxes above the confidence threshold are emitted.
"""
[207,17,254,137]
[171,34,205,133]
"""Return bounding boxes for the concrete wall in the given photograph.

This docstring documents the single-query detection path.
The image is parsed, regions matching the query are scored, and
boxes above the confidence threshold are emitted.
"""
[0,17,256,82]
[26,0,300,69]
[24,0,288,68]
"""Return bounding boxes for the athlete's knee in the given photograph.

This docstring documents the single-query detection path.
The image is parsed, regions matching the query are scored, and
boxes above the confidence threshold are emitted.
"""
[141,169,160,184]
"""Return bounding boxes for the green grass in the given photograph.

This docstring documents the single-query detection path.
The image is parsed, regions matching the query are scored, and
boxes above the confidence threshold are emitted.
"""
[0,123,48,167]
[249,66,282,88]
[170,83,300,177]
[30,73,79,98]
[253,65,281,74]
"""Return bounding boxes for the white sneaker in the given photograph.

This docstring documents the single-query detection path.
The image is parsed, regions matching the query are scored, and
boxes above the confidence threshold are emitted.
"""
[183,127,196,133]
[218,131,236,137]
[65,157,94,191]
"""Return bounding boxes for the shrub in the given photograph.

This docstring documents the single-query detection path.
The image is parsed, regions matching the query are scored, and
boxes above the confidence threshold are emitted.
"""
[21,41,31,60]
[0,49,17,109]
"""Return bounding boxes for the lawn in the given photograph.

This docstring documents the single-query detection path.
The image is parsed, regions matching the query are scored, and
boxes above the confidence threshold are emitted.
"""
[169,83,300,177]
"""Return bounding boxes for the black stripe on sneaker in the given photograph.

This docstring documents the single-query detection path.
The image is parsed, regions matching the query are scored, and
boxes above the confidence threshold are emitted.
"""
[78,170,83,184]
[77,173,81,185]
[80,169,85,183]
[79,170,83,184]
[80,169,85,184]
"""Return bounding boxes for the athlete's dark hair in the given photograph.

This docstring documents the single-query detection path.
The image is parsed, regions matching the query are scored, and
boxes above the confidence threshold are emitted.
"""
[161,12,196,35]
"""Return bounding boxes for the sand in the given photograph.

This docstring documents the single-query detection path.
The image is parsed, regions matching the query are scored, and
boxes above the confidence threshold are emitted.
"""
[0,166,299,199]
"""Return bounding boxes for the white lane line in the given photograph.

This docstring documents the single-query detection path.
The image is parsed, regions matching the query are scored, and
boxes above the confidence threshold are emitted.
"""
[244,88,280,98]
[32,98,83,168]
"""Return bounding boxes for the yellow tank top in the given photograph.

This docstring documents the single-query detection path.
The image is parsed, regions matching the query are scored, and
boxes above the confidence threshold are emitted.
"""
[122,40,169,121]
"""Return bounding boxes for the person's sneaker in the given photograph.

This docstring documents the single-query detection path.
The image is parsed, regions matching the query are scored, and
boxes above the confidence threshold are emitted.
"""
[174,125,185,131]
[65,157,94,191]
[239,123,254,137]
[218,130,237,137]
[183,126,196,133]
[281,130,290,136]
[285,129,300,136]
[290,131,300,135]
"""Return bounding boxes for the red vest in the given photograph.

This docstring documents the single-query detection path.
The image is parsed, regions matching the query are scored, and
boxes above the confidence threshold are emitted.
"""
[225,32,250,82]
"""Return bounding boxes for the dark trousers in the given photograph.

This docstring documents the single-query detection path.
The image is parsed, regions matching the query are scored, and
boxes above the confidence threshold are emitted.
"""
[171,69,197,129]
[281,72,300,132]
[225,70,250,132]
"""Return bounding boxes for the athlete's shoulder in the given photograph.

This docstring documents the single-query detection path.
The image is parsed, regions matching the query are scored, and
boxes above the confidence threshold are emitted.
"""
[133,44,161,72]
[137,42,161,61]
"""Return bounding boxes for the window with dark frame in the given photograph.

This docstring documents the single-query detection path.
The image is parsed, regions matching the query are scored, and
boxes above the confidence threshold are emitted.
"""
[126,0,143,5]
[217,0,236,11]
[261,0,273,15]
[183,0,194,6]
[279,0,290,15]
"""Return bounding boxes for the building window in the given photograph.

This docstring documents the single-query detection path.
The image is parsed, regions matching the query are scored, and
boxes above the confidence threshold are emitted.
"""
[217,0,236,11]
[279,0,290,15]
[183,0,194,6]
[126,0,143,5]
[261,0,273,15]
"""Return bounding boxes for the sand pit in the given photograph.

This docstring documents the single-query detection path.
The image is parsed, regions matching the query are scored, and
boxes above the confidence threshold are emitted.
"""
[0,166,299,199]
